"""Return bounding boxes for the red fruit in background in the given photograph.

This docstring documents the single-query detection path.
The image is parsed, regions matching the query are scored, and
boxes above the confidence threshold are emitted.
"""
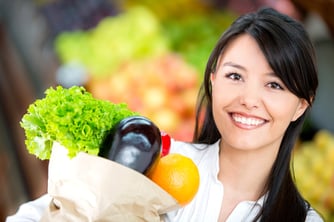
[161,132,171,157]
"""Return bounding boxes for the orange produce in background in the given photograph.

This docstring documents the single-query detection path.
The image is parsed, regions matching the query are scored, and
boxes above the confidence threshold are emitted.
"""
[148,153,200,206]
[86,53,200,141]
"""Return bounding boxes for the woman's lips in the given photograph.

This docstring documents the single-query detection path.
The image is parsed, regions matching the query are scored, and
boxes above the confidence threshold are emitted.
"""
[230,113,267,128]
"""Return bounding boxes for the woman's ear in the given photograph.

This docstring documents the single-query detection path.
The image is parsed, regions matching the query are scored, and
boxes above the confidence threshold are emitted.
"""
[292,99,309,121]
[210,73,215,86]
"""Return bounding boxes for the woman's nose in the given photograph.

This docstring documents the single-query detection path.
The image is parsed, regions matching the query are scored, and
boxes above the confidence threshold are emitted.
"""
[239,84,261,110]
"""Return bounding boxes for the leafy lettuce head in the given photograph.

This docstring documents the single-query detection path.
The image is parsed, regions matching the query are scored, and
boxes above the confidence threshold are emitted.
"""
[20,86,136,160]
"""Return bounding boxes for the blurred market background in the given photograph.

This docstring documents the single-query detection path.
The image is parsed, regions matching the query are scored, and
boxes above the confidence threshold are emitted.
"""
[0,0,333,220]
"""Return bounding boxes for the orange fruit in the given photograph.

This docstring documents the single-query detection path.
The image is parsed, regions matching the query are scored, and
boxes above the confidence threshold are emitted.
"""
[148,153,200,206]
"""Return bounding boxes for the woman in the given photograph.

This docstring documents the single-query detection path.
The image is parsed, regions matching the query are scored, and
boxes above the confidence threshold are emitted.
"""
[7,7,323,222]
[164,7,322,222]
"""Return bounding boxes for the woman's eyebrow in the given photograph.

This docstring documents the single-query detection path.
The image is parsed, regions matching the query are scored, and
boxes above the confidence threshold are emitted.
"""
[222,61,276,76]
[222,61,246,71]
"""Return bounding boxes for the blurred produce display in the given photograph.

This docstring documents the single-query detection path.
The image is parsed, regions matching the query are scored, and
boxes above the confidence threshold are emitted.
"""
[54,6,169,78]
[123,0,210,20]
[45,1,236,141]
[86,54,199,140]
[124,0,236,73]
[161,11,235,74]
[294,130,334,221]
[37,0,120,38]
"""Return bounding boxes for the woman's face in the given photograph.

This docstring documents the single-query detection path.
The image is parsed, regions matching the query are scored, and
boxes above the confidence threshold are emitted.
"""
[211,34,308,152]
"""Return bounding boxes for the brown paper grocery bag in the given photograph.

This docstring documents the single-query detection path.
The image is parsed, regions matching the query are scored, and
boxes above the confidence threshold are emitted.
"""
[40,142,179,222]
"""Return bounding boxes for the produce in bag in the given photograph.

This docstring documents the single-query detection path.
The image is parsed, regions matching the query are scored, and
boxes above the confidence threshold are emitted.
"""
[20,86,181,221]
[20,85,137,160]
[40,143,178,222]
[99,115,162,175]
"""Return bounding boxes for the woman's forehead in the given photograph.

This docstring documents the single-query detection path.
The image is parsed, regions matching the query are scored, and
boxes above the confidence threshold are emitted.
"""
[216,34,270,69]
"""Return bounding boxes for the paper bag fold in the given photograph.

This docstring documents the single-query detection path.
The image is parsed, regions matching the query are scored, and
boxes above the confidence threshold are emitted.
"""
[40,142,179,222]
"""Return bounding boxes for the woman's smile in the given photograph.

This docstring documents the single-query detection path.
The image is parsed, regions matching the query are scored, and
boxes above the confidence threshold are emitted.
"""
[230,112,267,129]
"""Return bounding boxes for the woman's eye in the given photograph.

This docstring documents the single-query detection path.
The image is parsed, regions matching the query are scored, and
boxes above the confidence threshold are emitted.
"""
[226,73,242,81]
[268,82,284,90]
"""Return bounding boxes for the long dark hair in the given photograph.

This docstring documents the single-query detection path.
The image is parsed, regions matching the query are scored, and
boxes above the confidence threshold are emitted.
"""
[193,7,318,222]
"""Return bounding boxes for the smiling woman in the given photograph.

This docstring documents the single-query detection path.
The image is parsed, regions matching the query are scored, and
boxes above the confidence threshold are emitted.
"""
[210,34,310,221]
[178,7,320,222]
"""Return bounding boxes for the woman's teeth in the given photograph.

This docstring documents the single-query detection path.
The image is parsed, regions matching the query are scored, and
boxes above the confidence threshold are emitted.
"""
[232,114,265,126]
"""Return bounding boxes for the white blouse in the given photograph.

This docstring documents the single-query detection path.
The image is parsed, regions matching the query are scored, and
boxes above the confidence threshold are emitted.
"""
[164,140,323,222]
[6,140,323,222]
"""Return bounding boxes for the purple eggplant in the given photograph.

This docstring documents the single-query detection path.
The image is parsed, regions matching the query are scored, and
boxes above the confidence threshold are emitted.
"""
[100,116,161,175]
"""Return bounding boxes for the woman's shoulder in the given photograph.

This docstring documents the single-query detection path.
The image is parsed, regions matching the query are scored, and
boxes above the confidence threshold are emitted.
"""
[169,139,219,163]
[305,208,324,222]
[170,139,216,154]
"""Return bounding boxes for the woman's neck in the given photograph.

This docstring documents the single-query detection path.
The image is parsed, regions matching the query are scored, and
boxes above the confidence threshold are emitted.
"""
[217,141,278,201]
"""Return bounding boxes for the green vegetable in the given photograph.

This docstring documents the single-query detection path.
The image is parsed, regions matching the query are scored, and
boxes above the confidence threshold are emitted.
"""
[20,85,136,160]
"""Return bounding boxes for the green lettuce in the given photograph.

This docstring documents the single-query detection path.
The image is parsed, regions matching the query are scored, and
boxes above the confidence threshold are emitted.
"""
[20,85,136,160]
